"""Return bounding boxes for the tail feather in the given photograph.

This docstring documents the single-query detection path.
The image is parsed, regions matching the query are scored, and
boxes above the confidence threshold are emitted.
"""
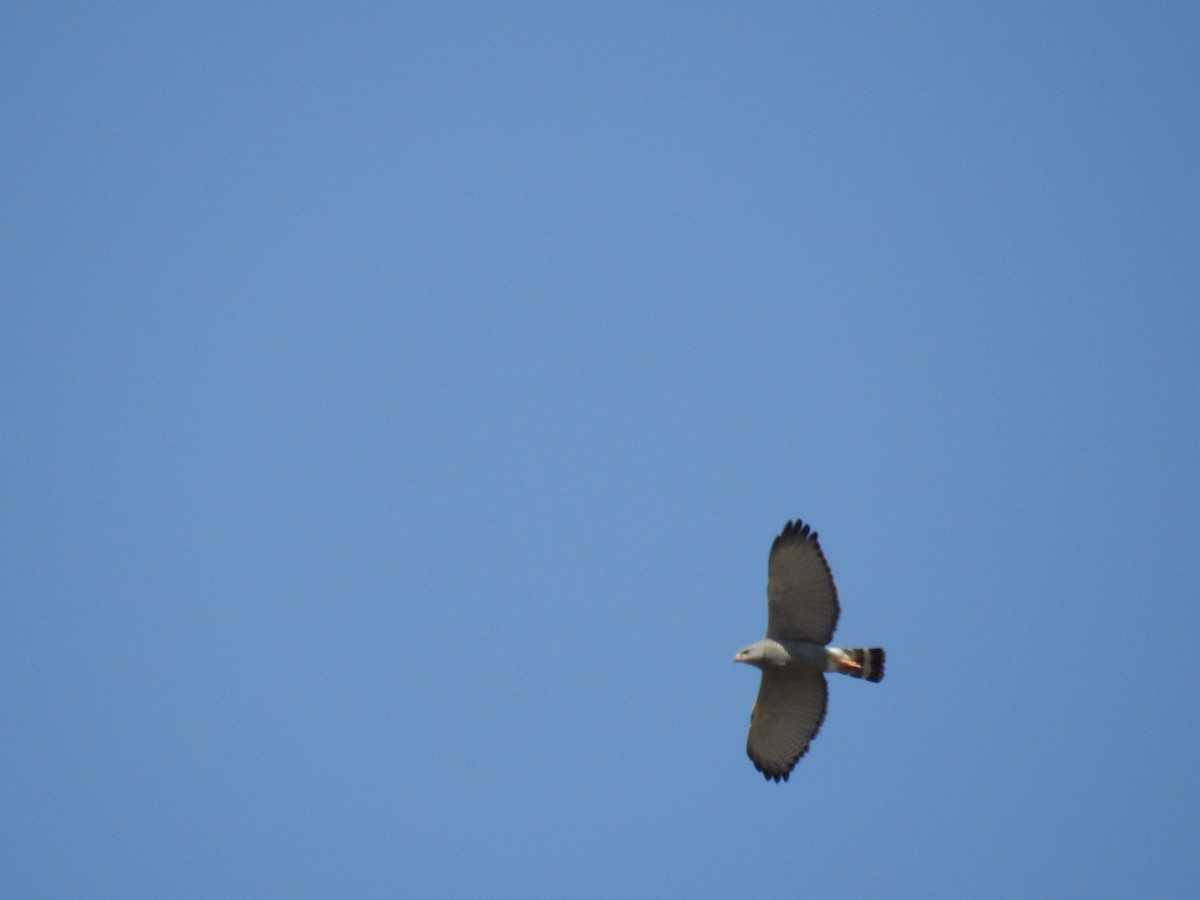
[844,648,885,683]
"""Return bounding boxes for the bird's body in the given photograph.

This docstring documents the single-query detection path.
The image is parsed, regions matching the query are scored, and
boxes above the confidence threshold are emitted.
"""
[735,519,886,782]
[735,638,885,679]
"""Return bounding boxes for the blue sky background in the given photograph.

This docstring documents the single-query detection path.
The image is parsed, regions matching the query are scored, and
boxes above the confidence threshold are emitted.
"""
[4,2,1198,897]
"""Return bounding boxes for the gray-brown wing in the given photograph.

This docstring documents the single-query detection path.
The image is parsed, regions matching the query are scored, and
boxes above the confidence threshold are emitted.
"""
[746,668,828,782]
[766,519,839,643]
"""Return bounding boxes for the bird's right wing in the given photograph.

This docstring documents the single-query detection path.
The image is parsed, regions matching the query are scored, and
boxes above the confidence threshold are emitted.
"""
[746,668,828,782]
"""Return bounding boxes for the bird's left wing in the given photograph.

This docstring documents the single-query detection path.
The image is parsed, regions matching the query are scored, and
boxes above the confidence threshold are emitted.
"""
[765,519,839,643]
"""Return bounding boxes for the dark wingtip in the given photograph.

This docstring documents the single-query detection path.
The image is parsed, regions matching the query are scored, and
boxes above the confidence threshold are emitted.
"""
[750,752,796,784]
[777,518,819,547]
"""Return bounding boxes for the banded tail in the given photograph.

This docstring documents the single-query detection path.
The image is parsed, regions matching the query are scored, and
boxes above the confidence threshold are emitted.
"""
[840,648,886,683]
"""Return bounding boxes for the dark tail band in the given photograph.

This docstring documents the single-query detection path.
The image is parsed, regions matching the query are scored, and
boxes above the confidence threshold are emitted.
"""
[844,648,885,683]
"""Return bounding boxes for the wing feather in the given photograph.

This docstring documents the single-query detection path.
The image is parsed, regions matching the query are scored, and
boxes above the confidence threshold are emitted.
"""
[746,669,828,782]
[766,519,840,643]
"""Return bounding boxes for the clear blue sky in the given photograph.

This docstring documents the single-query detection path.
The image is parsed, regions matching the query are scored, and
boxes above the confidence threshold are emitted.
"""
[4,3,1198,897]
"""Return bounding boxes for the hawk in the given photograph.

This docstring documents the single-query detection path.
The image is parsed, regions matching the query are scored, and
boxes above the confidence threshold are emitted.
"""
[734,519,885,781]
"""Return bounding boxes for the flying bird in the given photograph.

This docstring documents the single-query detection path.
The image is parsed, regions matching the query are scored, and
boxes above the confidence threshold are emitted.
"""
[735,519,885,781]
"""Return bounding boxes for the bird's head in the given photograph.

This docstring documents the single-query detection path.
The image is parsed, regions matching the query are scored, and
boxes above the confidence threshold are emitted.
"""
[734,642,767,668]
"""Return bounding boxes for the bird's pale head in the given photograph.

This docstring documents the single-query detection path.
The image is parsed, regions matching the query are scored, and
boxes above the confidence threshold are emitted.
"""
[734,642,768,668]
